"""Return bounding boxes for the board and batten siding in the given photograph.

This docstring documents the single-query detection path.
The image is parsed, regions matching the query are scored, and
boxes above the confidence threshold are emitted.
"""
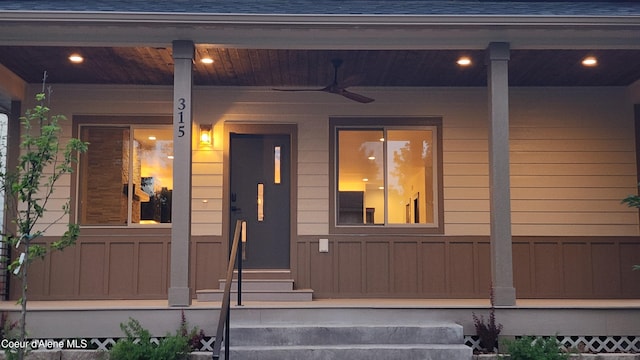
[12,84,640,300]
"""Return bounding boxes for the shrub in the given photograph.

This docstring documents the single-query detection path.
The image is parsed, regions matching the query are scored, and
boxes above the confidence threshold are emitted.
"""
[505,336,569,360]
[178,310,205,351]
[109,318,190,360]
[472,288,503,353]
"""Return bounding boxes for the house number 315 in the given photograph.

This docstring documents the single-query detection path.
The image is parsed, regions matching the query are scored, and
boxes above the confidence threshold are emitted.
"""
[176,97,186,137]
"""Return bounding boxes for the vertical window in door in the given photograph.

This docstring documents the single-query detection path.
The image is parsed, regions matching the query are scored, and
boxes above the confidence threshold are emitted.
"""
[274,146,281,184]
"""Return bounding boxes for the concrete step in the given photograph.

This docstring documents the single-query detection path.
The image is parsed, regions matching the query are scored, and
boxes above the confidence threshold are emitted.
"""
[230,269,293,280]
[198,269,312,302]
[218,279,294,291]
[221,344,472,360]
[213,323,471,360]
[196,288,313,302]
[228,324,463,346]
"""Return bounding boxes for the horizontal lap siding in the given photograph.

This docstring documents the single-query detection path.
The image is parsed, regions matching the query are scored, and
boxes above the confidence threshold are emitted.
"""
[35,85,637,238]
[444,88,638,236]
[510,89,638,236]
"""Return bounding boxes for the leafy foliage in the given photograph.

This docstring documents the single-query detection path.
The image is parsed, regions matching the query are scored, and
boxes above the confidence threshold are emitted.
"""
[110,314,205,360]
[0,85,88,359]
[110,318,188,360]
[178,310,205,351]
[622,192,640,209]
[505,336,569,360]
[472,288,503,353]
[622,186,640,272]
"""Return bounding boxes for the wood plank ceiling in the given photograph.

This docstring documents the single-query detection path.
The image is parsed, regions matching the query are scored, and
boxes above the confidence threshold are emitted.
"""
[1,46,640,87]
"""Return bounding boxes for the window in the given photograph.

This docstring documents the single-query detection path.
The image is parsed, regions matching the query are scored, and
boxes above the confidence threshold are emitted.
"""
[78,125,173,226]
[332,118,442,232]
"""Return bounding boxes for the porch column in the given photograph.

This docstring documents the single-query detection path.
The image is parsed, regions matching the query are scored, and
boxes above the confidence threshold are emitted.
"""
[486,42,516,306]
[169,40,194,307]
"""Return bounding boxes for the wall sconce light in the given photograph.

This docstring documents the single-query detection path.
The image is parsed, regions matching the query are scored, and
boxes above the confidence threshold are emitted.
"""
[199,124,213,146]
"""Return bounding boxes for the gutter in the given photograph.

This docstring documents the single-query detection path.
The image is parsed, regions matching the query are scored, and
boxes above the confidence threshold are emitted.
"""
[1,11,640,28]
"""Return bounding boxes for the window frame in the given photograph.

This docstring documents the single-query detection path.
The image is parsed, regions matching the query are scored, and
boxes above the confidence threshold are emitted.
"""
[72,115,173,228]
[329,117,444,235]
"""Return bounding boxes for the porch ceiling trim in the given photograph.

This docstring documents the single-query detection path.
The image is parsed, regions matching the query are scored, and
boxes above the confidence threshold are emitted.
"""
[1,11,640,49]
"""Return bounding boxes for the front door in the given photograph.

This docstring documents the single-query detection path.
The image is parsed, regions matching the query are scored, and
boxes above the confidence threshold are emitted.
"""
[229,133,290,269]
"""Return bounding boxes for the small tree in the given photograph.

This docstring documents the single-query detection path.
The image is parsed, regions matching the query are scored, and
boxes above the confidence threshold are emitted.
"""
[0,78,88,359]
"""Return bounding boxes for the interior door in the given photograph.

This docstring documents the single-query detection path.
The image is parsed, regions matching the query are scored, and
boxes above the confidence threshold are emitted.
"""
[229,133,290,269]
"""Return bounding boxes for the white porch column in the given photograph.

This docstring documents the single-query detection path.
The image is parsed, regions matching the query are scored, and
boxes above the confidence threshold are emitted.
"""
[169,40,194,307]
[486,42,516,306]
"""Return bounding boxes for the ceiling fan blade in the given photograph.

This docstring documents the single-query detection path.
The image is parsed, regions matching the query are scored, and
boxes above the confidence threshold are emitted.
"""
[272,87,326,92]
[273,59,374,103]
[338,89,375,103]
[339,74,366,88]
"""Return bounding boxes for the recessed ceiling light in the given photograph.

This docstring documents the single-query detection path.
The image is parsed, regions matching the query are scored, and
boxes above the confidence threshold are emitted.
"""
[368,156,376,160]
[457,56,472,66]
[68,54,84,63]
[582,56,598,67]
[148,136,157,141]
[362,178,369,182]
[201,58,214,64]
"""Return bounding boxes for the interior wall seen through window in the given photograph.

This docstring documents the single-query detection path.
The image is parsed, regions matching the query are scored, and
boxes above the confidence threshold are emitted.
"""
[337,127,436,226]
[78,125,173,226]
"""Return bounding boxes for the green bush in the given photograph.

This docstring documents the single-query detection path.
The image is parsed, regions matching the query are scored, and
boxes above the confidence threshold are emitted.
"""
[109,318,190,360]
[505,336,569,360]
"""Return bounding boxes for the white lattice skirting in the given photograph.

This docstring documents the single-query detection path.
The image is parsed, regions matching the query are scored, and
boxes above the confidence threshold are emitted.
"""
[465,335,640,354]
[25,335,640,354]
[90,337,216,351]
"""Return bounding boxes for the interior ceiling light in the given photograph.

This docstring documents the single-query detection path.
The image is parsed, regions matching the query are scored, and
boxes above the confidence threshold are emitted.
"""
[368,156,376,160]
[201,58,214,64]
[457,56,472,66]
[582,56,598,67]
[68,54,84,63]
[148,136,157,141]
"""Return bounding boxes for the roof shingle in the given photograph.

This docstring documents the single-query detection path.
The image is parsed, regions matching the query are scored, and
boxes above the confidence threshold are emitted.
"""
[1,0,639,16]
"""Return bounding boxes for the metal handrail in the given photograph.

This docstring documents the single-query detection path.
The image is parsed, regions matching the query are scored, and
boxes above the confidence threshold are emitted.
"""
[212,219,244,360]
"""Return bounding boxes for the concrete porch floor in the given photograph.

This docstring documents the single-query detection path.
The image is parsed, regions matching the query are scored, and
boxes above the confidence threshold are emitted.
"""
[1,298,639,339]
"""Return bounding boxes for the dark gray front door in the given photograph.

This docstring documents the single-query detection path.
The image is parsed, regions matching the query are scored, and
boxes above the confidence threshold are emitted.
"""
[229,133,290,269]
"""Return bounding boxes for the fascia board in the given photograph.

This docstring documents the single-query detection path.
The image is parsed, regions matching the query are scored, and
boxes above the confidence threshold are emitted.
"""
[1,11,640,49]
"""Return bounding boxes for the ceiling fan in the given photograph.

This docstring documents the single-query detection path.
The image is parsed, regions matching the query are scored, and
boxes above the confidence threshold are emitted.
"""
[273,59,374,104]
